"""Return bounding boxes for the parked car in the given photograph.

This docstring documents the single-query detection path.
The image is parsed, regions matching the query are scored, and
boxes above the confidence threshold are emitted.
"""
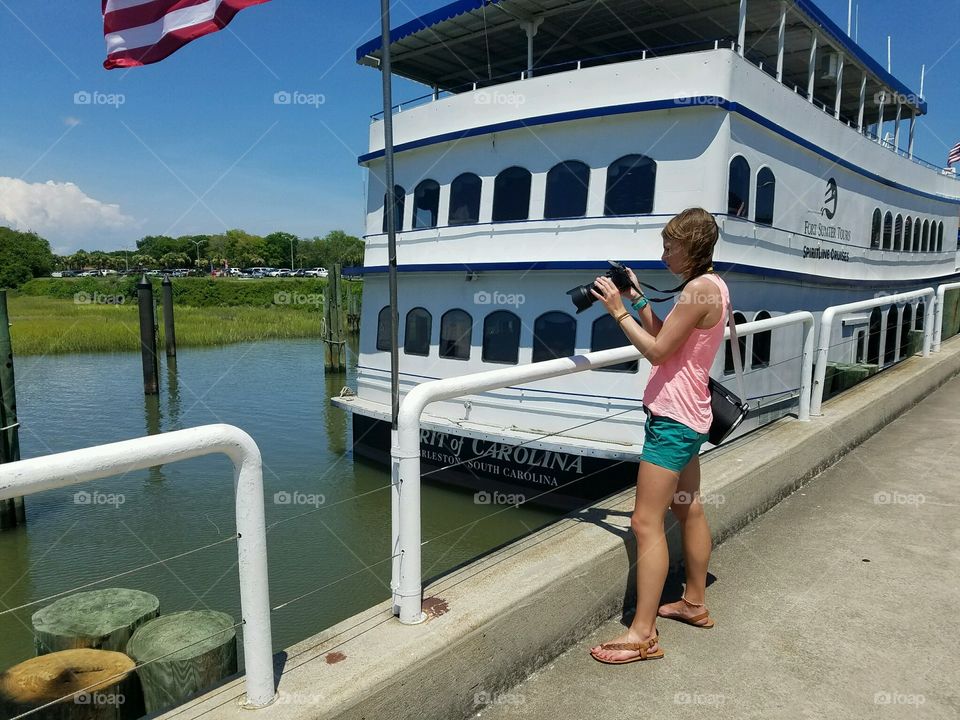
[290,268,306,277]
[268,268,292,277]
[305,267,328,278]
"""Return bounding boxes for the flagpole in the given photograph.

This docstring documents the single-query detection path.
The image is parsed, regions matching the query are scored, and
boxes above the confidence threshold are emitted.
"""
[380,0,403,617]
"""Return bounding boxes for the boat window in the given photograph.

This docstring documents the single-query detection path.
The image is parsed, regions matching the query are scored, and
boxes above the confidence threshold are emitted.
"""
[448,172,482,225]
[870,209,881,249]
[916,301,925,331]
[724,312,748,374]
[412,179,440,229]
[938,222,944,252]
[921,219,929,252]
[492,166,532,222]
[727,156,750,218]
[381,185,405,233]
[884,306,898,364]
[590,315,637,373]
[900,305,913,358]
[913,216,921,251]
[855,329,865,363]
[866,308,881,364]
[755,167,775,226]
[376,305,392,351]
[404,307,431,356]
[482,310,521,364]
[604,154,656,216]
[882,211,892,250]
[904,217,913,252]
[751,311,772,367]
[544,161,590,219]
[439,309,472,360]
[893,214,903,251]
[532,311,576,362]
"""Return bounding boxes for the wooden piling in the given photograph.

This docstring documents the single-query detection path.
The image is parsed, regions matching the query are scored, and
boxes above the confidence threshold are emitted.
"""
[136,275,159,395]
[161,275,177,358]
[324,263,346,372]
[0,290,25,529]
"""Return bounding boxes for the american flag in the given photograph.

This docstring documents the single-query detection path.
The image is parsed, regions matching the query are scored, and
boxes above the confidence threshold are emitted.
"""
[949,141,960,167]
[103,0,270,70]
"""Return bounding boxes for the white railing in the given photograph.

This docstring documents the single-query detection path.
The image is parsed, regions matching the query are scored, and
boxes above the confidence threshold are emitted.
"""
[0,424,275,709]
[390,312,816,623]
[810,289,935,416]
[934,282,960,352]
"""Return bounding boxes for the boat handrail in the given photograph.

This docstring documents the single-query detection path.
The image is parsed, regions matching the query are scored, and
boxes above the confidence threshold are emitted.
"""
[0,424,276,709]
[389,312,816,623]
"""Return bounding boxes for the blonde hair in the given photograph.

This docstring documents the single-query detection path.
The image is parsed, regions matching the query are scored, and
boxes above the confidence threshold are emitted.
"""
[662,208,718,280]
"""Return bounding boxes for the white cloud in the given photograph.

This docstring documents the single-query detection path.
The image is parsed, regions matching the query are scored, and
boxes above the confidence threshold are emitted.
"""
[0,177,137,252]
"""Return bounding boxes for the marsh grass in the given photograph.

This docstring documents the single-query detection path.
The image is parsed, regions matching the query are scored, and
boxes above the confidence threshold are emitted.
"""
[9,295,323,355]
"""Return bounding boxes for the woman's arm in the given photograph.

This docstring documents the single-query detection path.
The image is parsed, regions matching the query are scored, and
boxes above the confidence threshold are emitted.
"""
[625,286,664,336]
[592,276,715,366]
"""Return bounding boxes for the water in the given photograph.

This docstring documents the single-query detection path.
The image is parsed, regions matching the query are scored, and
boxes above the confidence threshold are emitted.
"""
[0,337,562,671]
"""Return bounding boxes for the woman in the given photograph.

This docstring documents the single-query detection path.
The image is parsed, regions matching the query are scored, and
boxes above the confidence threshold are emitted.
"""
[588,207,729,665]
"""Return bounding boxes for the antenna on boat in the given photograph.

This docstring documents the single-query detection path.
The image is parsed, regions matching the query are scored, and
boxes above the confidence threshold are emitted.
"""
[887,35,891,73]
[855,4,859,43]
[920,64,926,99]
[379,0,401,434]
[847,0,852,36]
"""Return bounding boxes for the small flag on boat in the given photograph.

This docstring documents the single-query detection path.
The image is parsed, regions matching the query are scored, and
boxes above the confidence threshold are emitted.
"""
[949,142,960,167]
[103,0,270,70]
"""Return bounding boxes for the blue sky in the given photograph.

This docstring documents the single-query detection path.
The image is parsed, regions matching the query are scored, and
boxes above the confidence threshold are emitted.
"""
[0,0,957,254]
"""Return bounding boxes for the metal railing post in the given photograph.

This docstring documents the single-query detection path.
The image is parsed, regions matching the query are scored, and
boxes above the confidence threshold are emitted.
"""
[810,289,934,416]
[0,425,276,709]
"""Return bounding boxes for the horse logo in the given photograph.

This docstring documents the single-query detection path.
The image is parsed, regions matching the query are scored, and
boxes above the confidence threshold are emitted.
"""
[821,178,838,220]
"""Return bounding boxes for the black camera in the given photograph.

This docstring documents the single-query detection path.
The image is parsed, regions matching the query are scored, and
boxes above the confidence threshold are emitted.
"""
[566,260,638,314]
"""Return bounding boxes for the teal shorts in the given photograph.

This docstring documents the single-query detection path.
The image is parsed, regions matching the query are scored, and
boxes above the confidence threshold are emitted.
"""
[640,412,708,473]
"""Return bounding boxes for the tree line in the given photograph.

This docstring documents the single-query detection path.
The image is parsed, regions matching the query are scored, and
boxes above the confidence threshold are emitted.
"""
[0,227,365,288]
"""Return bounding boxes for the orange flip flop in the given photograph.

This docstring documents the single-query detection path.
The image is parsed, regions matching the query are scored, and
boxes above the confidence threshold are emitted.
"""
[590,635,664,665]
[657,607,715,628]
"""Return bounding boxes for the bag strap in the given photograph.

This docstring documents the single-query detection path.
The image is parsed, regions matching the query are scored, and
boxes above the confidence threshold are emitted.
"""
[727,301,746,403]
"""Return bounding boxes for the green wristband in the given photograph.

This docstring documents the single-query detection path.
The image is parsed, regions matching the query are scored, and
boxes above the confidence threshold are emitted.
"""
[631,295,648,311]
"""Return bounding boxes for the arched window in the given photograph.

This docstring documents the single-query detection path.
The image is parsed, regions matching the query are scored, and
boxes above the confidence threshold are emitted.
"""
[884,306,898,364]
[448,172,482,225]
[938,222,944,252]
[870,209,882,249]
[412,179,440,229]
[482,310,521,364]
[404,307,431,356]
[893,214,903,251]
[912,216,921,252]
[604,154,656,216]
[382,185,405,233]
[727,156,751,218]
[921,219,929,252]
[724,312,748,374]
[492,166,532,222]
[751,311,772,367]
[755,167,775,226]
[591,315,637,372]
[376,306,392,351]
[532,312,576,362]
[904,217,913,252]
[882,211,893,250]
[900,305,913,358]
[544,161,590,219]
[439,309,472,360]
[866,308,882,364]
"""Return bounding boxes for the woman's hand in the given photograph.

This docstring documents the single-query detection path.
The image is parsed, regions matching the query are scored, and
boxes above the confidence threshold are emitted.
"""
[590,276,627,317]
[622,267,642,301]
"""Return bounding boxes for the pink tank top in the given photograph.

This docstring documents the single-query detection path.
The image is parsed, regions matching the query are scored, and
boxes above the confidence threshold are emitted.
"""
[641,273,729,434]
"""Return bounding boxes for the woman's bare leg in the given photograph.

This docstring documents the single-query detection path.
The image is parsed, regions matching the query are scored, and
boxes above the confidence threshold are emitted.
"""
[591,460,678,662]
[659,456,713,620]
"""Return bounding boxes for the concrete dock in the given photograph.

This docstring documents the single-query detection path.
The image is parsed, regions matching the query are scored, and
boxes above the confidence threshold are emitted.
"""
[474,375,960,720]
